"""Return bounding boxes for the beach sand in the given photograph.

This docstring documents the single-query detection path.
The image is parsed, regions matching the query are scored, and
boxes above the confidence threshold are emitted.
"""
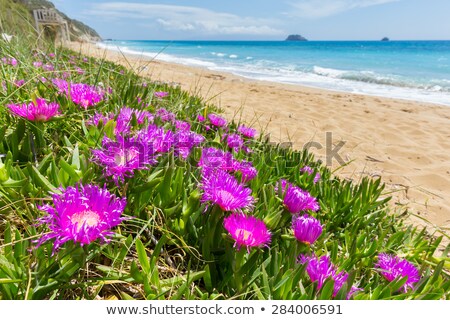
[67,42,450,241]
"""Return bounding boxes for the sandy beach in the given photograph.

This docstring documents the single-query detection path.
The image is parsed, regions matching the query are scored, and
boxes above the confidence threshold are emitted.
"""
[67,42,450,239]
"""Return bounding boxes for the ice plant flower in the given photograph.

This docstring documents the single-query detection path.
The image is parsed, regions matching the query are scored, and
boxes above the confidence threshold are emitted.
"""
[92,136,153,183]
[156,108,175,123]
[173,130,205,159]
[197,114,205,122]
[236,160,258,182]
[200,170,254,213]
[7,98,60,122]
[14,79,25,87]
[69,83,105,108]
[52,78,69,93]
[278,180,320,214]
[292,214,323,245]
[138,124,175,154]
[198,147,257,182]
[224,213,271,251]
[175,120,191,131]
[198,147,236,173]
[87,112,114,127]
[116,107,154,134]
[300,165,321,184]
[154,91,169,98]
[298,254,360,298]
[375,253,420,292]
[226,133,244,152]
[208,113,227,128]
[237,125,257,139]
[43,63,54,71]
[36,184,127,252]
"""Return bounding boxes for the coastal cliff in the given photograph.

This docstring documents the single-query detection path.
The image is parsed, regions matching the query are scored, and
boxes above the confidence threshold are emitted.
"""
[15,0,101,41]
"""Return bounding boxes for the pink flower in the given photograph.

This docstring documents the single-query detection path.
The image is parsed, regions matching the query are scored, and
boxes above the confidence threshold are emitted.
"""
[300,165,321,184]
[36,184,127,253]
[69,83,105,108]
[154,91,169,98]
[208,114,227,128]
[298,254,360,299]
[200,170,254,213]
[237,125,257,138]
[224,213,271,252]
[292,214,323,245]
[375,253,420,292]
[277,180,320,214]
[7,98,60,122]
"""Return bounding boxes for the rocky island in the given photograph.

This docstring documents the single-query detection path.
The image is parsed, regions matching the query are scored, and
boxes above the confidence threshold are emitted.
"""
[285,34,308,41]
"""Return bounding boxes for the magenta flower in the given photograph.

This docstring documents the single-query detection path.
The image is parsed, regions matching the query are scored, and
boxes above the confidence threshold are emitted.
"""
[14,79,25,87]
[87,112,114,127]
[208,113,227,127]
[69,83,105,108]
[236,160,258,182]
[224,213,271,252]
[52,78,69,93]
[1,57,17,66]
[300,165,321,184]
[92,136,154,183]
[138,124,175,154]
[375,253,420,292]
[36,184,127,252]
[292,214,323,245]
[198,147,257,182]
[7,98,60,122]
[237,125,257,139]
[175,120,191,131]
[116,107,154,134]
[33,61,43,68]
[173,130,205,159]
[226,133,244,152]
[156,108,175,123]
[298,254,360,298]
[199,147,236,172]
[197,114,205,122]
[278,180,320,214]
[200,170,254,213]
[43,63,54,71]
[154,91,169,98]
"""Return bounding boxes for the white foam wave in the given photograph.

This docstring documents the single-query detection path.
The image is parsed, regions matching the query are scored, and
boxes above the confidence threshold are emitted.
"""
[97,42,217,68]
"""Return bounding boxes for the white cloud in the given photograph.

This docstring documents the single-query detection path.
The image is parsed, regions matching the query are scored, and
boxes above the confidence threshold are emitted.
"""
[287,0,401,18]
[85,2,283,36]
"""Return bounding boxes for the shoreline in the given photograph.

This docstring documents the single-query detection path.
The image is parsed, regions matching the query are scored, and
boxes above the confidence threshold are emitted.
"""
[67,41,450,240]
[97,41,450,107]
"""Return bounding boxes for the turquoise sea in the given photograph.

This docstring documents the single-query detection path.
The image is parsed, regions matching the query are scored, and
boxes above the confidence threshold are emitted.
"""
[99,40,450,106]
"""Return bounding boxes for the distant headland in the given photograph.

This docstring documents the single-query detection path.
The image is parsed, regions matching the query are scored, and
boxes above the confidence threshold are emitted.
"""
[285,34,308,41]
[381,37,390,41]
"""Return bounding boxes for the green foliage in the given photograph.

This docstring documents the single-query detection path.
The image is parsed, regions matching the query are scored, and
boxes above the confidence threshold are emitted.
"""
[0,31,449,301]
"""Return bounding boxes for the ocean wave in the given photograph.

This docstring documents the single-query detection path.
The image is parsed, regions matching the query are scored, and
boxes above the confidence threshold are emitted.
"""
[312,66,450,92]
[229,54,238,59]
[97,42,217,68]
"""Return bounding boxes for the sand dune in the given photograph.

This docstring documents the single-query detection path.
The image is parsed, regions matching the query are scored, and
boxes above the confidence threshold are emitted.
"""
[67,42,450,242]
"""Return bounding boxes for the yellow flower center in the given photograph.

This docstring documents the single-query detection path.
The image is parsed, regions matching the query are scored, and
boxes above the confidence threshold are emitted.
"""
[235,228,252,241]
[70,210,100,231]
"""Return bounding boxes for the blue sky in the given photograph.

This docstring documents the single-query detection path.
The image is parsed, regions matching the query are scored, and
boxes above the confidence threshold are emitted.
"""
[52,0,450,40]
